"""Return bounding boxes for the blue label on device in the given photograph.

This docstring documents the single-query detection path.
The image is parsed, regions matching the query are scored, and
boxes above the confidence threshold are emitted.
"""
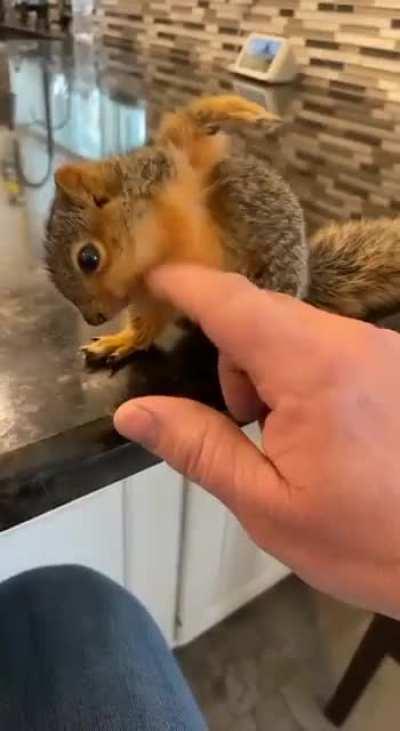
[248,38,282,59]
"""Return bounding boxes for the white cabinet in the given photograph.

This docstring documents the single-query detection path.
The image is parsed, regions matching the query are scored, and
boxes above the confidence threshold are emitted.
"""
[0,466,183,645]
[0,424,291,649]
[175,423,291,646]
[123,463,183,646]
[0,480,125,585]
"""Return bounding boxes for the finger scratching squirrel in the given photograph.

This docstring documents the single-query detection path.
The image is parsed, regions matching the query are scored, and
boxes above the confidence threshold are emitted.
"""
[45,94,400,365]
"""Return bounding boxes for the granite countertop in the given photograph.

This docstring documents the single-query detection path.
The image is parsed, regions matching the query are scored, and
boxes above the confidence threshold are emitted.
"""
[0,38,399,530]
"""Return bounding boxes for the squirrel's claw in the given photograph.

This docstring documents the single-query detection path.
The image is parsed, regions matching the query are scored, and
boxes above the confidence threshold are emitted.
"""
[80,329,141,368]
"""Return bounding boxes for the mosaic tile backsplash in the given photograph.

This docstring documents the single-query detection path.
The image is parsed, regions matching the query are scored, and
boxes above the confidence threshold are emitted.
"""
[101,0,400,101]
[101,47,400,233]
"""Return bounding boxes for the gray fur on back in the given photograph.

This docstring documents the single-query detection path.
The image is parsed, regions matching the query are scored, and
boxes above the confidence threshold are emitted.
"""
[212,154,308,298]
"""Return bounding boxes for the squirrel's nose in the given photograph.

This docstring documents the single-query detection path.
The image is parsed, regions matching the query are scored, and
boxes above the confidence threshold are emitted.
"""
[85,312,107,326]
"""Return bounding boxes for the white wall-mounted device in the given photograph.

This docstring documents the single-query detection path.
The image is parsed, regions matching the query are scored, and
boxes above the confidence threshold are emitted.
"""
[229,33,297,84]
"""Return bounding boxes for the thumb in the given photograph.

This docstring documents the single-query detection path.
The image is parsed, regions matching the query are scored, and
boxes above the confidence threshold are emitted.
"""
[114,396,279,518]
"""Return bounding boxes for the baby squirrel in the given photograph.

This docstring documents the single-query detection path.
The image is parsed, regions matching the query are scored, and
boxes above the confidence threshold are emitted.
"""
[45,94,400,365]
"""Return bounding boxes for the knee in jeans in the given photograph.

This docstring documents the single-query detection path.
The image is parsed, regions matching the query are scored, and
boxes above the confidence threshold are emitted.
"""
[12,564,145,610]
[1,565,124,607]
[9,564,107,591]
[0,565,155,636]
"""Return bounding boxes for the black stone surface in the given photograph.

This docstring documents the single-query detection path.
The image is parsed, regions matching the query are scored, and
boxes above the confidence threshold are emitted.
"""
[0,39,399,530]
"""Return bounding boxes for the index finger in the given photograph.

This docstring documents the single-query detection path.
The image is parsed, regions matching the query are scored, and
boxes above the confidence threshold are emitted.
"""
[147,264,331,407]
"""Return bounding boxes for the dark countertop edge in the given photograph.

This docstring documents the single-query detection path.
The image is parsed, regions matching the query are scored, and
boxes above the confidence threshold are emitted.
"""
[0,418,161,531]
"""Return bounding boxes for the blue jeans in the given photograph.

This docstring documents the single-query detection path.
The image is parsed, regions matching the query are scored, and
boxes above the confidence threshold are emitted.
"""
[0,565,206,730]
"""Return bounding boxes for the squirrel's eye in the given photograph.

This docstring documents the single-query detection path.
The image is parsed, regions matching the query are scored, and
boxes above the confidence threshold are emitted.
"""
[77,243,101,274]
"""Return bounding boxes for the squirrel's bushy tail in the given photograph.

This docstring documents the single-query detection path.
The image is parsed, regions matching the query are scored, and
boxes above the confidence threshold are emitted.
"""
[307,217,400,321]
[156,94,280,175]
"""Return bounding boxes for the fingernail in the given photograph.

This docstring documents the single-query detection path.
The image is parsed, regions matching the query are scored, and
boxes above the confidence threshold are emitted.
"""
[114,404,158,450]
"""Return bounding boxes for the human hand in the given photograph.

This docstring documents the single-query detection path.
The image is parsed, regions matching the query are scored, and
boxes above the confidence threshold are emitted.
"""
[114,266,400,617]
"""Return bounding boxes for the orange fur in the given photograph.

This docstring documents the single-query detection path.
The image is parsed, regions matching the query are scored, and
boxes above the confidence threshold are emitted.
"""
[92,144,228,310]
[147,148,226,269]
[55,161,121,203]
[157,94,277,175]
[49,94,280,361]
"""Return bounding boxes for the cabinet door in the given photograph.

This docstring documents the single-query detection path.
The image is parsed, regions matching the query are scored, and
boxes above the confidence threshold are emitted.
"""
[0,481,125,585]
[176,423,290,646]
[0,467,183,646]
[123,463,183,646]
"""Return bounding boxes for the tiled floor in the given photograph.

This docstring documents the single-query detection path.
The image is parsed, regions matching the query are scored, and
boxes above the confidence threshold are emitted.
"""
[177,576,400,730]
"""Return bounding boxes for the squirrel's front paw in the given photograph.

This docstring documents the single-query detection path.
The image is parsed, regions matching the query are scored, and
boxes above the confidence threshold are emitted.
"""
[81,328,148,367]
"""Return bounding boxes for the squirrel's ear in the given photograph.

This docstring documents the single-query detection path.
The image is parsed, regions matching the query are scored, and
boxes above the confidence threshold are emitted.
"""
[55,161,120,206]
[55,164,85,196]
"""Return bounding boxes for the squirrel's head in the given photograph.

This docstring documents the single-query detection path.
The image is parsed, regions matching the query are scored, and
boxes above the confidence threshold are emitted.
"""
[45,149,174,325]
